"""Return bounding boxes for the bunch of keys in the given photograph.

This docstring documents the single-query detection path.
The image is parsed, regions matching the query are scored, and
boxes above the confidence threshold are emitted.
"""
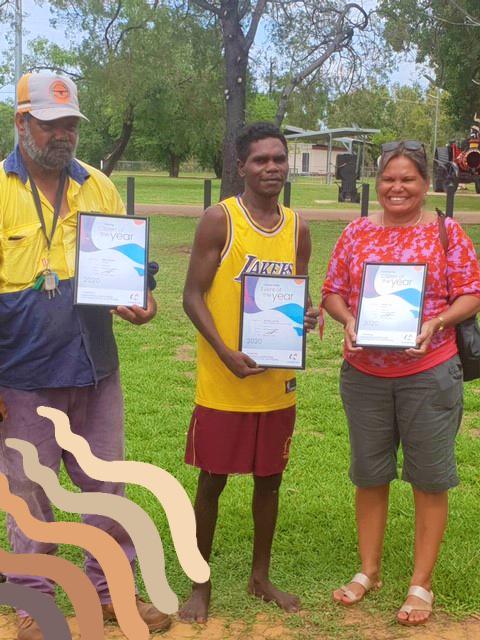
[34,268,61,299]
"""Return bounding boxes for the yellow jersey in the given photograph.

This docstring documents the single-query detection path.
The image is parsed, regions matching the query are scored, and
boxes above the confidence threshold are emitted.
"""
[195,195,300,412]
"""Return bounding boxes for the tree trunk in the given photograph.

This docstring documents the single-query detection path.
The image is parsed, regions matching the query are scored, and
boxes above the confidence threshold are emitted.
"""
[213,151,223,179]
[169,153,180,177]
[220,0,247,199]
[101,104,134,176]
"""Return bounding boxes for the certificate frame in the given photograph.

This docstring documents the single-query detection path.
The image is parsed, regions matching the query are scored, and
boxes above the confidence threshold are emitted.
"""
[355,262,428,349]
[74,212,149,309]
[239,273,308,370]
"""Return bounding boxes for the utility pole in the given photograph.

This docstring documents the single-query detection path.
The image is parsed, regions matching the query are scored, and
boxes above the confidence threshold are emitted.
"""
[14,0,23,144]
[424,73,440,174]
[432,87,440,160]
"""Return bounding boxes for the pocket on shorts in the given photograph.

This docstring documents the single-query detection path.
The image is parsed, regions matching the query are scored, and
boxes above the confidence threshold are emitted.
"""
[430,357,463,409]
[339,359,350,392]
[341,360,351,373]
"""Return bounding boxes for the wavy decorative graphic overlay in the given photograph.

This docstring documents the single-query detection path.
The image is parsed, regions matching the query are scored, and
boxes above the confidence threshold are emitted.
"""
[6,437,179,614]
[0,583,72,640]
[0,472,148,640]
[37,406,209,584]
[0,548,102,640]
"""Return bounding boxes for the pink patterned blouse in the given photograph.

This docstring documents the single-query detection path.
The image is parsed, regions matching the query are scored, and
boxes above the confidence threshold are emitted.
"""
[322,216,480,377]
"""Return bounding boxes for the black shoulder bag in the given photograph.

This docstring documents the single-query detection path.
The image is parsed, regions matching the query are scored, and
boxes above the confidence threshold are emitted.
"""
[437,211,480,381]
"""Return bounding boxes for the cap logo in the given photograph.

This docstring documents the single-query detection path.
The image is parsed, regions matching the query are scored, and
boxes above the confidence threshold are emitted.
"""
[50,80,71,104]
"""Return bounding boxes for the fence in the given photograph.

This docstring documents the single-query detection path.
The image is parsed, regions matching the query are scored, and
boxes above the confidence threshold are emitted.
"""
[124,177,459,217]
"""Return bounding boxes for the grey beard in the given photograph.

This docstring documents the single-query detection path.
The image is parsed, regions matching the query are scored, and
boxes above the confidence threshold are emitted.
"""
[22,121,78,170]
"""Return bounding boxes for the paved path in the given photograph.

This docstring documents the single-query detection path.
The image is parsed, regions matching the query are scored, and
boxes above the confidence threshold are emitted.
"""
[136,204,480,224]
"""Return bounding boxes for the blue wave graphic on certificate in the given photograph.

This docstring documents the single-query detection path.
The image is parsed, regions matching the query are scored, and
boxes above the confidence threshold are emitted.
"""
[76,215,147,306]
[357,264,425,347]
[242,276,305,366]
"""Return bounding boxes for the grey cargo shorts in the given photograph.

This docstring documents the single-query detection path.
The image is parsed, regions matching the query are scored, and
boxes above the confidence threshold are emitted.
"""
[339,355,463,493]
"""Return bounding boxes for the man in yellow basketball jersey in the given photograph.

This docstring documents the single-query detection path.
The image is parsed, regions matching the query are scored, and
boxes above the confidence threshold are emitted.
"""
[180,122,318,623]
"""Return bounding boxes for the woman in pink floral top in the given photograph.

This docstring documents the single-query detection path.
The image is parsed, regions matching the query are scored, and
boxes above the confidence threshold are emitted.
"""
[322,142,480,626]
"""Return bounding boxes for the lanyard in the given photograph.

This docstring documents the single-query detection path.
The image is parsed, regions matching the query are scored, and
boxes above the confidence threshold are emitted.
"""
[27,169,67,251]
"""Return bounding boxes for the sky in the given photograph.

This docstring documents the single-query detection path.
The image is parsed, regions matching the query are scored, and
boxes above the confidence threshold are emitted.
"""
[0,0,425,104]
[0,0,67,101]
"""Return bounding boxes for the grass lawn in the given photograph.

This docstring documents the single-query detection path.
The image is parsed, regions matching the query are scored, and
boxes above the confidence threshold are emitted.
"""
[111,172,480,213]
[2,218,480,639]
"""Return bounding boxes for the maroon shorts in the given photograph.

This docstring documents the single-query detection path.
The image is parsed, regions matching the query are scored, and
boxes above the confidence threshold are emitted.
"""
[185,405,296,477]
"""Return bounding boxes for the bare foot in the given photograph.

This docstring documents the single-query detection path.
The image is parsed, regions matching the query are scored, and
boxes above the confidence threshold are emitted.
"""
[178,581,211,624]
[397,594,432,626]
[248,577,300,612]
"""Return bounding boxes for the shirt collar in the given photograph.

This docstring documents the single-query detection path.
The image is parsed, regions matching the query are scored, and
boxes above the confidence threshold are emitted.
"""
[4,145,90,185]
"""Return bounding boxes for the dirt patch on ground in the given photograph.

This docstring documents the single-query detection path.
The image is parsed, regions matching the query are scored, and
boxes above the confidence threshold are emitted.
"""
[175,345,195,362]
[165,245,192,256]
[0,614,290,640]
[2,611,480,640]
[341,608,480,640]
[135,204,480,225]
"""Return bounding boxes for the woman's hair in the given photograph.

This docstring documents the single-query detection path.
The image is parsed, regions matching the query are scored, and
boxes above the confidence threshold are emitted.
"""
[377,142,429,184]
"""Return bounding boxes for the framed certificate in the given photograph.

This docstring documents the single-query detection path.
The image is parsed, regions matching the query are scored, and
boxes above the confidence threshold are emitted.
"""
[74,213,149,308]
[355,262,427,349]
[239,274,308,369]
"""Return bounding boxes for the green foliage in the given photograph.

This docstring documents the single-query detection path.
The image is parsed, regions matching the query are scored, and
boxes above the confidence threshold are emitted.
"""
[327,81,392,131]
[379,0,480,132]
[25,2,225,175]
[133,16,224,176]
[282,83,329,130]
[246,93,277,123]
[327,81,455,160]
[0,102,14,160]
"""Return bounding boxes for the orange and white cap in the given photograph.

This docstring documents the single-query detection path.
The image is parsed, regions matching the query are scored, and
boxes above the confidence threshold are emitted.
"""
[17,72,88,121]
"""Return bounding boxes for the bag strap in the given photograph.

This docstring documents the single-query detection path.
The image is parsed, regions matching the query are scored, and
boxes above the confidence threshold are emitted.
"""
[436,208,449,254]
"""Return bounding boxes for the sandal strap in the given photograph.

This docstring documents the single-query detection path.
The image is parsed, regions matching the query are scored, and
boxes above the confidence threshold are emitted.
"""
[351,573,373,590]
[399,604,432,615]
[338,572,380,603]
[407,586,434,606]
[340,587,360,603]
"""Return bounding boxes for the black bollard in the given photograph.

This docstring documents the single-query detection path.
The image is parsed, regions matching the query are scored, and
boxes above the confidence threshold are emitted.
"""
[445,184,455,217]
[126,177,135,216]
[283,181,291,207]
[361,183,369,217]
[203,179,212,210]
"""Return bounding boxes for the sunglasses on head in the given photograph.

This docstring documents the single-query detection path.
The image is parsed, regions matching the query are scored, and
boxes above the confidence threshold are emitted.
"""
[381,140,426,155]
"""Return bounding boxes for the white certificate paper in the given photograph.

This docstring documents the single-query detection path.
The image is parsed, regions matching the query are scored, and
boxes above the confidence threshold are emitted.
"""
[240,274,308,369]
[355,263,427,348]
[74,213,148,308]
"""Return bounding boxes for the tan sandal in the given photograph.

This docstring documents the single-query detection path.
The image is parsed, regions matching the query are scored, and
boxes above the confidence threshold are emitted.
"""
[333,572,382,606]
[397,585,434,626]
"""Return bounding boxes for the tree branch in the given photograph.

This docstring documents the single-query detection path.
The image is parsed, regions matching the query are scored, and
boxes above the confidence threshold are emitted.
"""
[244,0,267,50]
[446,0,480,27]
[238,0,251,20]
[104,0,123,50]
[273,4,369,127]
[27,65,84,81]
[189,0,221,17]
[114,24,148,52]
